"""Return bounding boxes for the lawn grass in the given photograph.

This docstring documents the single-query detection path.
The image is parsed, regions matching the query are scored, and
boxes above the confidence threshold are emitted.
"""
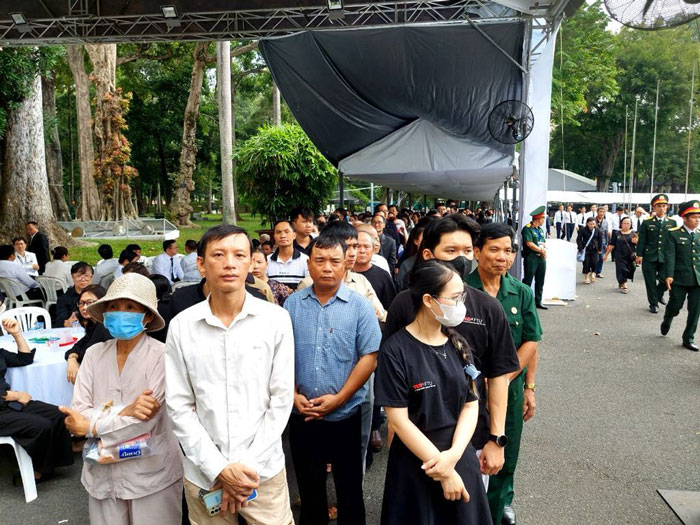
[67,213,266,266]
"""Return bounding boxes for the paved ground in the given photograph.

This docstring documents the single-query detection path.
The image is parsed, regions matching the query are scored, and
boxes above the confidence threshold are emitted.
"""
[1,260,698,524]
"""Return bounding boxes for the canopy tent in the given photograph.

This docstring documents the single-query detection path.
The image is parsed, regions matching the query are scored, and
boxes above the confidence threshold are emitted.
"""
[548,168,597,192]
[260,22,525,201]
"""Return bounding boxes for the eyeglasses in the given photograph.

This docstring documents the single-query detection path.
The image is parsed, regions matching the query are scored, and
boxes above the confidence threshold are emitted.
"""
[432,291,468,306]
[77,300,97,307]
[74,274,93,280]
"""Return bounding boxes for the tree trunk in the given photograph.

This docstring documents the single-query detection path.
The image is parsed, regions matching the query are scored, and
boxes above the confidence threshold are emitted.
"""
[218,41,236,225]
[0,75,69,245]
[272,83,282,126]
[86,44,138,221]
[66,44,101,220]
[231,73,244,222]
[171,41,208,227]
[41,71,71,221]
[597,129,624,192]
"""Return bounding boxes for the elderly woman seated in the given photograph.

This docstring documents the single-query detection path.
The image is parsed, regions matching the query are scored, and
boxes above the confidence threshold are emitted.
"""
[59,273,183,524]
[0,310,73,482]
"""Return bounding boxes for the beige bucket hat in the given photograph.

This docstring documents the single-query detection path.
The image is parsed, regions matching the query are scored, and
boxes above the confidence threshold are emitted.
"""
[86,273,165,332]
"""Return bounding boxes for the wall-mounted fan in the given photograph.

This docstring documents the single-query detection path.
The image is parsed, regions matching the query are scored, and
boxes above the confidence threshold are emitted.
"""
[488,100,534,145]
[604,0,700,30]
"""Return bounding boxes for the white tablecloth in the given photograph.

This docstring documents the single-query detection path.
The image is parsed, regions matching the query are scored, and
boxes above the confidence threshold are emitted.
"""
[2,327,84,407]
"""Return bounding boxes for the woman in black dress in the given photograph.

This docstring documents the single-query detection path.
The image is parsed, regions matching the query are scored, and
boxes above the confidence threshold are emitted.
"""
[603,216,638,293]
[0,316,73,480]
[375,260,490,525]
[577,217,603,284]
[64,284,111,383]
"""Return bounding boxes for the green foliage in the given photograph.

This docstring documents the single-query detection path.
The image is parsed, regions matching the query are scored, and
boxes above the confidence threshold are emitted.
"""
[236,124,337,225]
[0,48,41,139]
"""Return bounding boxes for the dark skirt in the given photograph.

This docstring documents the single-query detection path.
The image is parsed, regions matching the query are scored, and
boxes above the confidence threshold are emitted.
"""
[0,400,74,475]
[615,256,636,284]
[582,250,598,274]
[381,431,491,525]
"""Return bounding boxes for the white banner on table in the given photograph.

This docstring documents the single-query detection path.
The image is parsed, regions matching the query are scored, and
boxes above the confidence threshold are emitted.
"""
[542,239,577,301]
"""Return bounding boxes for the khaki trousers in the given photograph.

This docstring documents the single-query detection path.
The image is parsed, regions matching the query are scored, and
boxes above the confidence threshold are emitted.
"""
[88,479,183,525]
[184,468,294,525]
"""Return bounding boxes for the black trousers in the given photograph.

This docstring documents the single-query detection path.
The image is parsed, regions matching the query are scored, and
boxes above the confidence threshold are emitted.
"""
[555,222,563,239]
[289,409,365,525]
[565,223,575,241]
[0,400,73,475]
[26,287,44,301]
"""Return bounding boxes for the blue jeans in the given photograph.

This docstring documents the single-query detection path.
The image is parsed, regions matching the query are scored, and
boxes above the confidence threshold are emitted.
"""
[596,239,607,274]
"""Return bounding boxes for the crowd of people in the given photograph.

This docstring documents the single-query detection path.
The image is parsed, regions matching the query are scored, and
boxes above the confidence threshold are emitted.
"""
[0,203,543,525]
[1,193,696,524]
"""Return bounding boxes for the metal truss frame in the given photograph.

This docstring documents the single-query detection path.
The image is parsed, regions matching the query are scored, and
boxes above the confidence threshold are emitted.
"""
[0,0,561,46]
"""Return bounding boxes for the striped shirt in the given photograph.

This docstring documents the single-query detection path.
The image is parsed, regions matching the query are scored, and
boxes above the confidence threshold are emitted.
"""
[266,248,309,289]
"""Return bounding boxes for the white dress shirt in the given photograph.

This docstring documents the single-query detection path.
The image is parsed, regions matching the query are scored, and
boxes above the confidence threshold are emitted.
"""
[554,210,565,224]
[0,260,40,295]
[563,211,575,224]
[151,252,185,284]
[180,252,200,282]
[14,251,38,277]
[43,260,73,290]
[93,258,119,288]
[576,213,588,227]
[165,293,295,489]
[371,253,391,275]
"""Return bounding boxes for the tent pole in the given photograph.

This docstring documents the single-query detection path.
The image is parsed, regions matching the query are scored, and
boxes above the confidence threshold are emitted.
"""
[339,172,344,209]
[629,97,638,211]
[650,79,660,197]
[622,105,628,210]
[370,183,374,211]
[685,61,696,199]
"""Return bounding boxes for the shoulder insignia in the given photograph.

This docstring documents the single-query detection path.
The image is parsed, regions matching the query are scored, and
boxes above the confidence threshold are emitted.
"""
[669,226,681,231]
[644,216,653,221]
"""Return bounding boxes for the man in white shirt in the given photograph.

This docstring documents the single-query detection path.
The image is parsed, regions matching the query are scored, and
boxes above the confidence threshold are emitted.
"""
[12,238,39,277]
[180,239,201,282]
[0,245,43,300]
[553,204,566,240]
[151,240,184,284]
[92,244,119,288]
[165,224,295,523]
[609,206,626,232]
[631,207,647,231]
[563,205,576,241]
[266,220,309,289]
[576,206,588,230]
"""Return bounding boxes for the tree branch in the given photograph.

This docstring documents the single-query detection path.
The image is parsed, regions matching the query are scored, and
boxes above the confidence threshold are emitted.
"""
[116,44,175,66]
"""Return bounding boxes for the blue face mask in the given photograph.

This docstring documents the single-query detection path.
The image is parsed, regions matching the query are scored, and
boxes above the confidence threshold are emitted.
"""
[103,311,146,340]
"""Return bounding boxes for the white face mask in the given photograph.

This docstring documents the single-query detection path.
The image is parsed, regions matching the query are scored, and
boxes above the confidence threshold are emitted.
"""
[431,299,467,327]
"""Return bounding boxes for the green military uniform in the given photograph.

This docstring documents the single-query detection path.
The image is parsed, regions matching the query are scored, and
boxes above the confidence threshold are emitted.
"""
[637,194,676,310]
[466,269,543,525]
[521,206,547,307]
[661,200,700,350]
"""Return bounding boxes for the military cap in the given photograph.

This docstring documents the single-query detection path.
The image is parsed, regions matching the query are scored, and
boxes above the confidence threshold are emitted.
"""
[530,206,546,219]
[679,200,700,217]
[651,194,669,206]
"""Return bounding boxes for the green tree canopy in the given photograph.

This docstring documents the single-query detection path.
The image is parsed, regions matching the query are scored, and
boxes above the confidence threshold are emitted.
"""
[236,123,337,225]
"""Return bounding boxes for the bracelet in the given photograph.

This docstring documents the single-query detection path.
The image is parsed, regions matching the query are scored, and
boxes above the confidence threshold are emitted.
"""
[524,383,536,391]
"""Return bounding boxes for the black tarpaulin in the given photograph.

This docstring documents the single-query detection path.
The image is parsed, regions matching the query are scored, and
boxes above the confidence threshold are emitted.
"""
[259,23,525,166]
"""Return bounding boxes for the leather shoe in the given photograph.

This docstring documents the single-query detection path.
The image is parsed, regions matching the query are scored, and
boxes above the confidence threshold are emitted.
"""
[660,319,671,336]
[659,297,667,305]
[682,342,699,352]
[502,505,516,525]
[536,304,548,310]
[649,305,659,313]
[370,430,383,453]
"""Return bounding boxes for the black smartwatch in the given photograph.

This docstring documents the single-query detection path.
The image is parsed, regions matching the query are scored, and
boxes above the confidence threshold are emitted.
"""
[488,434,508,447]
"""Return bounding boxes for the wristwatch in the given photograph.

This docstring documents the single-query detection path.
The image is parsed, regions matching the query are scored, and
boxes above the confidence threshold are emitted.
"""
[524,383,536,392]
[488,434,508,447]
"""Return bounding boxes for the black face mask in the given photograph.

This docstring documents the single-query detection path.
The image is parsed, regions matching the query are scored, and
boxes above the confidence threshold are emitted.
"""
[442,255,472,280]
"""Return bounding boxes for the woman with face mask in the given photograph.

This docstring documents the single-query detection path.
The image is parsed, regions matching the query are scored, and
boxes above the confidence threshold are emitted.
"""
[376,260,489,524]
[58,273,184,525]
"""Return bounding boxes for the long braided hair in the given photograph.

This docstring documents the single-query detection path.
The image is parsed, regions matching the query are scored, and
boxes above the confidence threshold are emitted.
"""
[408,260,478,397]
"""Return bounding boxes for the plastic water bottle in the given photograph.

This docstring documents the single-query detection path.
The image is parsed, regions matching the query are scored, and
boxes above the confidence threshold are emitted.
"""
[32,321,44,331]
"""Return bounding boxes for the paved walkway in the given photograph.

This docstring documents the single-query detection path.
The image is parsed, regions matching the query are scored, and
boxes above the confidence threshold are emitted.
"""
[1,260,698,524]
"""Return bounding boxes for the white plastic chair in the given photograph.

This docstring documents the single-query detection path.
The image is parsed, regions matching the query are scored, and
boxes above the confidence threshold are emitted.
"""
[0,278,43,310]
[0,437,37,502]
[172,281,198,291]
[0,306,52,334]
[35,276,64,311]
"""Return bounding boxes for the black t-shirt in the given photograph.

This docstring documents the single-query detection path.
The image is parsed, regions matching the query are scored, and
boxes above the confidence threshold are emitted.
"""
[356,265,397,311]
[383,287,519,448]
[376,328,477,445]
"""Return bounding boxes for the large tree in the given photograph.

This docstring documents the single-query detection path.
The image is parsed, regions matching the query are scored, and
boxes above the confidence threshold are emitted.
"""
[42,66,71,221]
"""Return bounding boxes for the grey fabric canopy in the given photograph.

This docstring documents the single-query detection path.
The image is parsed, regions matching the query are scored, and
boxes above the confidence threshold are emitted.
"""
[259,23,524,199]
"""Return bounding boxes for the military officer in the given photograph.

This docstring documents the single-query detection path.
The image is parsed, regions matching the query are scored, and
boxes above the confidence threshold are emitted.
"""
[636,194,676,313]
[468,223,542,525]
[660,200,700,351]
[521,206,548,310]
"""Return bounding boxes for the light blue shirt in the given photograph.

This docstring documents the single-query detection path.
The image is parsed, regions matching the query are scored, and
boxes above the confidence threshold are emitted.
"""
[151,252,185,284]
[284,282,381,421]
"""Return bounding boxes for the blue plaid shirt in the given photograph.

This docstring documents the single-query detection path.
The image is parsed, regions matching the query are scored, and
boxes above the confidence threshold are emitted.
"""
[284,282,382,421]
